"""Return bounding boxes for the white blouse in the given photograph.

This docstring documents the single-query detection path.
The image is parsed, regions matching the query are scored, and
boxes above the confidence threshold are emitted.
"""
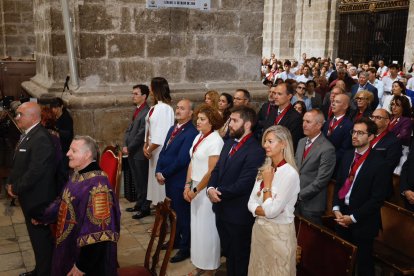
[144,101,175,145]
[248,163,300,224]
[189,131,223,182]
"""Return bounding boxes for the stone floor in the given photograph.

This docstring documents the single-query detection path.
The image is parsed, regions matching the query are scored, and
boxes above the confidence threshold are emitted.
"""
[0,190,226,276]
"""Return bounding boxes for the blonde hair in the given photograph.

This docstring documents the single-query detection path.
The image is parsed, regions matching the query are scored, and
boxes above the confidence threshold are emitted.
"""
[257,126,298,179]
[355,90,374,105]
[205,90,220,110]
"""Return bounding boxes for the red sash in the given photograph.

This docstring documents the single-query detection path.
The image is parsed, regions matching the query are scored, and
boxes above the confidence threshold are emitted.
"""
[266,103,275,116]
[327,116,345,136]
[258,159,287,195]
[388,117,399,130]
[370,130,388,148]
[191,130,213,156]
[274,104,292,125]
[302,142,314,160]
[354,111,363,122]
[132,103,147,120]
[148,106,155,119]
[328,106,333,119]
[168,121,191,146]
[229,132,253,157]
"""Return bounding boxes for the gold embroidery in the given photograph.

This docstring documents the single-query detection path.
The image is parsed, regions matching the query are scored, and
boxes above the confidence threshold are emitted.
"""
[87,183,113,228]
[71,170,107,183]
[56,189,77,245]
[77,230,120,247]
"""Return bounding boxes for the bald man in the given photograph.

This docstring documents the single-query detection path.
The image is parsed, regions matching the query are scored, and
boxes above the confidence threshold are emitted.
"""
[7,102,57,276]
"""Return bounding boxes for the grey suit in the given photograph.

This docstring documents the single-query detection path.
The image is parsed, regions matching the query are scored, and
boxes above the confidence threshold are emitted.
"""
[295,133,336,225]
[124,103,150,210]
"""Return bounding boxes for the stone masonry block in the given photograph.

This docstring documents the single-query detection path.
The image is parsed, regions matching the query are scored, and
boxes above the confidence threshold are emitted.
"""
[242,0,265,11]
[79,33,106,58]
[79,59,118,83]
[4,13,21,23]
[93,108,131,146]
[215,36,245,57]
[18,24,34,35]
[246,35,263,56]
[134,8,171,34]
[147,35,171,57]
[108,34,145,58]
[6,35,26,45]
[51,8,64,31]
[195,36,214,56]
[6,46,20,57]
[5,25,18,35]
[71,110,95,138]
[154,59,184,83]
[186,59,237,82]
[215,11,239,34]
[120,7,132,32]
[51,34,67,55]
[119,60,154,83]
[21,45,34,56]
[16,1,33,13]
[52,57,69,82]
[188,10,215,33]
[221,0,242,10]
[239,56,261,81]
[3,1,16,12]
[239,11,263,34]
[79,4,113,31]
[171,9,189,33]
[170,35,193,57]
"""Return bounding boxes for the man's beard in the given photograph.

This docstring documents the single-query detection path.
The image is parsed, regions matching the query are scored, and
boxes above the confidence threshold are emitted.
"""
[230,125,245,139]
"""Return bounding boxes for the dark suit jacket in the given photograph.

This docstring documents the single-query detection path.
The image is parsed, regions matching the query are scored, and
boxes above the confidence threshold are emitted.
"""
[372,131,402,173]
[262,106,304,149]
[255,102,275,139]
[322,116,354,165]
[156,123,198,189]
[207,136,265,225]
[390,116,412,146]
[295,134,336,212]
[56,108,73,154]
[333,150,389,238]
[349,108,372,123]
[8,123,57,217]
[400,141,414,210]
[124,104,150,160]
[351,83,379,110]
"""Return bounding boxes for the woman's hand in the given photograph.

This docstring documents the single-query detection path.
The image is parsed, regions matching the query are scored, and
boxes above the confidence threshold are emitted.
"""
[183,187,191,202]
[262,166,275,187]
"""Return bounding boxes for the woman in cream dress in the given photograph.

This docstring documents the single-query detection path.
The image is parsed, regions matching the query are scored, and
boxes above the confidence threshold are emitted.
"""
[184,104,224,275]
[144,77,175,204]
[247,125,300,276]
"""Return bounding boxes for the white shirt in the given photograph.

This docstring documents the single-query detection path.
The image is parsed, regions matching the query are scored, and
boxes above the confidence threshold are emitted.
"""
[382,75,401,93]
[296,74,313,83]
[144,101,175,145]
[377,65,388,79]
[369,79,384,108]
[407,77,414,91]
[278,71,296,81]
[190,131,223,182]
[248,163,300,224]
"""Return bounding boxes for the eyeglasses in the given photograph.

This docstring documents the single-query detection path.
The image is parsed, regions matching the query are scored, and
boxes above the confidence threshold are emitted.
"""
[350,130,369,137]
[233,97,246,101]
[297,86,306,90]
[355,97,367,101]
[370,115,388,121]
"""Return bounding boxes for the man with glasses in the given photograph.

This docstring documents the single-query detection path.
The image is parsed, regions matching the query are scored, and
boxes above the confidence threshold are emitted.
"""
[123,84,151,219]
[233,89,251,107]
[7,102,57,276]
[333,117,389,276]
[370,109,402,195]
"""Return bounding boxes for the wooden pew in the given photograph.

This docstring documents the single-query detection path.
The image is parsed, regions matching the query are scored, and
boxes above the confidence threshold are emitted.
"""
[387,174,405,208]
[295,216,357,276]
[373,201,414,275]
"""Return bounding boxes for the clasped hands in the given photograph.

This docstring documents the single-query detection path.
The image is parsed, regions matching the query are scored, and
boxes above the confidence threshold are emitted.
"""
[143,143,152,159]
[6,184,17,198]
[334,211,353,227]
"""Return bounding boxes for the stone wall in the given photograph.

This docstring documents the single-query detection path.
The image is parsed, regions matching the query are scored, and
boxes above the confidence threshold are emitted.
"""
[24,0,266,147]
[0,0,5,57]
[404,0,414,70]
[1,0,34,58]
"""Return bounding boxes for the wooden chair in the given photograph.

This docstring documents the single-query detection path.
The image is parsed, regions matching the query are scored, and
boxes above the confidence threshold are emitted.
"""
[118,198,177,276]
[296,216,357,276]
[100,146,122,199]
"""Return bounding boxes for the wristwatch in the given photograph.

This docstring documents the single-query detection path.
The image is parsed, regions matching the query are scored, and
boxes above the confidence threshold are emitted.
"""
[193,187,198,193]
[262,187,271,193]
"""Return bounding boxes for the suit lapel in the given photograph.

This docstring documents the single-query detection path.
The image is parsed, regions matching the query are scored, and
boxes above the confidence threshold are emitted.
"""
[300,135,322,168]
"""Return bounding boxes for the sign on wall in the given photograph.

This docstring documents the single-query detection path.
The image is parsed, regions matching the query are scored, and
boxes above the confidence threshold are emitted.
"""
[146,0,210,10]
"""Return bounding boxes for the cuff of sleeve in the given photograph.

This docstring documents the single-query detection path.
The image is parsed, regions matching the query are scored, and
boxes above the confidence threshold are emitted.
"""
[350,214,357,223]
[250,203,259,217]
[261,197,272,211]
[206,186,215,196]
[332,205,340,212]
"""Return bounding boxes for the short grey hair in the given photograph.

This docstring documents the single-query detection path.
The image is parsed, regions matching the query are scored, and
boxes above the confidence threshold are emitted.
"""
[73,135,99,160]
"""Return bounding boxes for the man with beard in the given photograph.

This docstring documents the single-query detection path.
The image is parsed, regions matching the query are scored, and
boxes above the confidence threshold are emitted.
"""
[207,106,265,276]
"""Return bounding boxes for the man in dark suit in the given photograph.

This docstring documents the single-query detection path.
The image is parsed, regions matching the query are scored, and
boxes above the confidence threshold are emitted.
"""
[262,82,303,149]
[322,93,353,176]
[333,117,389,276]
[400,141,414,212]
[207,106,265,276]
[351,71,379,110]
[7,102,57,276]
[295,109,336,225]
[255,85,276,139]
[123,84,151,219]
[370,108,402,197]
[155,99,198,263]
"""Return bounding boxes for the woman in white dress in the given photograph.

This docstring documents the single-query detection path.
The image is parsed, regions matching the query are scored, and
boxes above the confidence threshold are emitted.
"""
[144,77,175,205]
[382,80,412,113]
[184,104,224,275]
[247,125,300,276]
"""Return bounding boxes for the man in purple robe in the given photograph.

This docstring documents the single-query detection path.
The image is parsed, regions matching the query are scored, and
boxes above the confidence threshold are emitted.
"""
[34,135,121,276]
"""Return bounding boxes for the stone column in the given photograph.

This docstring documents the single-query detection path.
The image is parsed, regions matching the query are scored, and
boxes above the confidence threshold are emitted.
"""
[23,0,267,147]
[404,0,414,70]
[0,0,5,57]
[293,0,339,60]
[262,0,297,59]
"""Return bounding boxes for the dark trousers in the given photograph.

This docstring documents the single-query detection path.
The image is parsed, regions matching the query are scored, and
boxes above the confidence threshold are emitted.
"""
[128,156,150,211]
[24,213,53,276]
[166,185,190,251]
[336,225,375,276]
[216,217,253,276]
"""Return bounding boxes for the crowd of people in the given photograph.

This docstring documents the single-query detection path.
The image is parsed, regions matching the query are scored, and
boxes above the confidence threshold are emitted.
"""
[4,52,414,276]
